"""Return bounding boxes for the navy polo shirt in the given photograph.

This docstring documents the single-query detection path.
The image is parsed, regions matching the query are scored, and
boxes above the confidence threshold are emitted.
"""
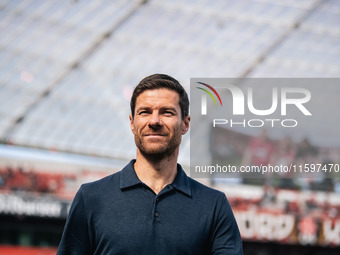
[57,160,243,255]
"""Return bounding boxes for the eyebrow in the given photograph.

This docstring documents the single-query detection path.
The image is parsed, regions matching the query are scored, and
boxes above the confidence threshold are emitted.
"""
[136,106,178,112]
[161,107,177,112]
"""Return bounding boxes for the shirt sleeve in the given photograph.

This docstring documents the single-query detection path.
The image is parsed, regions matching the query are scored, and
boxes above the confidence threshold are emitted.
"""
[57,186,91,255]
[210,193,243,255]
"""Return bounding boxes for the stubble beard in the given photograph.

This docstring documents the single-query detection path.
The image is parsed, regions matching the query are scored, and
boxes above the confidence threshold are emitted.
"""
[135,130,182,162]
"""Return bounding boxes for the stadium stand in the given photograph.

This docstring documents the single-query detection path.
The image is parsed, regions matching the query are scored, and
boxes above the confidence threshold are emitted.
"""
[1,0,339,167]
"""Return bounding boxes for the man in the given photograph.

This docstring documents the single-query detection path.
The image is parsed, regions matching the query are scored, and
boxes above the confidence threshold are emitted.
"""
[57,74,243,255]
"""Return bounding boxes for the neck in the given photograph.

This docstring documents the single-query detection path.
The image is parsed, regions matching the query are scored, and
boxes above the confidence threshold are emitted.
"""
[134,149,179,194]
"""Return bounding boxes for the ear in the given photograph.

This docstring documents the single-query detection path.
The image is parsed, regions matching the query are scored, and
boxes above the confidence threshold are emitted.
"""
[181,115,190,135]
[129,114,135,134]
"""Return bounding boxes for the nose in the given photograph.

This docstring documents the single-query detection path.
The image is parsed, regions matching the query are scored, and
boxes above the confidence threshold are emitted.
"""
[148,112,162,129]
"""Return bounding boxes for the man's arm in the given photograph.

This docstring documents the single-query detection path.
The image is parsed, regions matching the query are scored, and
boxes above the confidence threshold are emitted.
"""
[57,186,91,255]
[211,193,243,255]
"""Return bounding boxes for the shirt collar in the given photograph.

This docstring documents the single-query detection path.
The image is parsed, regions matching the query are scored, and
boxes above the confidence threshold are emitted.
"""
[120,160,142,189]
[170,164,192,197]
[120,160,192,197]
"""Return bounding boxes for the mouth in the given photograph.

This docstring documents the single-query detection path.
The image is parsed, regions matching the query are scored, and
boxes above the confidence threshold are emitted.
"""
[145,134,166,137]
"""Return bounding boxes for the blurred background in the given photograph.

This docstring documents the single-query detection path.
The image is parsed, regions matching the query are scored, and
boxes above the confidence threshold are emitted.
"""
[0,0,339,254]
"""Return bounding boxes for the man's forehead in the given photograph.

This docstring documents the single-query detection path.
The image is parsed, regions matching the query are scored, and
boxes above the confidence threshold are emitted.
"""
[136,88,180,105]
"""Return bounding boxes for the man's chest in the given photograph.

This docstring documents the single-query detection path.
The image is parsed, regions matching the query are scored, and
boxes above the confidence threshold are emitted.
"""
[90,190,212,254]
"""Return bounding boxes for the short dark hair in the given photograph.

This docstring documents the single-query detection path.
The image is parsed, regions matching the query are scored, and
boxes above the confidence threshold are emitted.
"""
[130,74,189,120]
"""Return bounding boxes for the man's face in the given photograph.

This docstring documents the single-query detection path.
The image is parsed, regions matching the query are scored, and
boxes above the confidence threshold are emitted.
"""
[130,88,190,159]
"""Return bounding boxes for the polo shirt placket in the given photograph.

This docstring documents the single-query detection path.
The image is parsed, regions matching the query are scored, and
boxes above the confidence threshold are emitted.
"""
[152,185,175,221]
[120,160,192,224]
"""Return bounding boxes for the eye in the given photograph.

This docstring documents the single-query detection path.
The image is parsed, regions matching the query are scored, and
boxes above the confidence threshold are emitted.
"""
[138,110,150,115]
[163,110,175,116]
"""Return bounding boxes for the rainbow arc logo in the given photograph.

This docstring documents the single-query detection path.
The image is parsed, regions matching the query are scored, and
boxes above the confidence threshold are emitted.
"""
[196,82,222,115]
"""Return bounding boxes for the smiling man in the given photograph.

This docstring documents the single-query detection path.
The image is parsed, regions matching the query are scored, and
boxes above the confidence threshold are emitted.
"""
[57,74,243,255]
